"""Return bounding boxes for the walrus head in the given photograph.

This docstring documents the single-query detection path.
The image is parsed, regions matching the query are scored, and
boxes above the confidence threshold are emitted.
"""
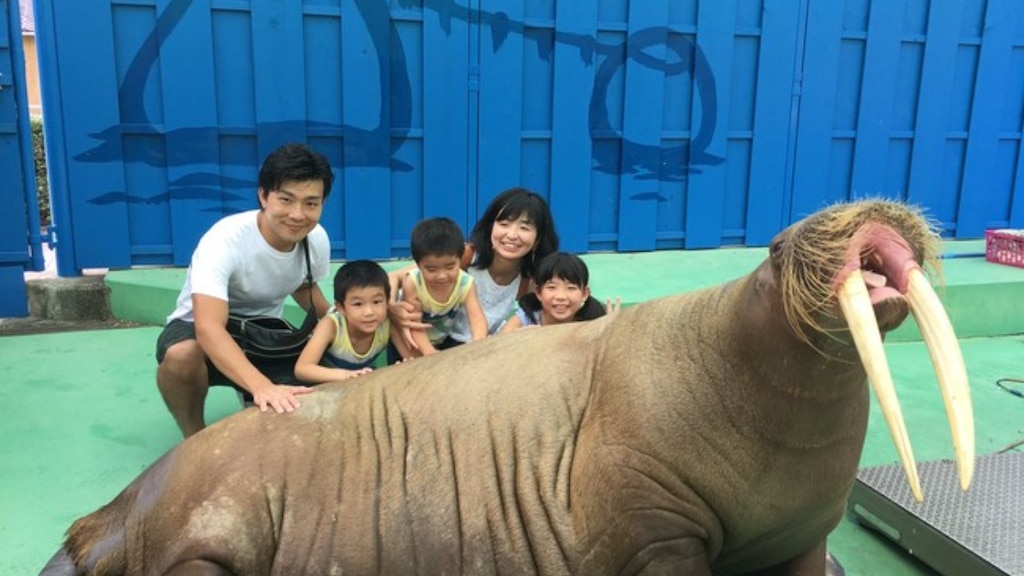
[768,199,974,502]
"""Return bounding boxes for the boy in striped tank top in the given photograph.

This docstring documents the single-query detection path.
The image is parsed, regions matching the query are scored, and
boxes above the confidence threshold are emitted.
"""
[295,260,413,384]
[401,218,488,355]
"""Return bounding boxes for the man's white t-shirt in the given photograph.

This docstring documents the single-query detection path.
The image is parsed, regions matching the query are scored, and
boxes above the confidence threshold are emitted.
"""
[166,210,330,324]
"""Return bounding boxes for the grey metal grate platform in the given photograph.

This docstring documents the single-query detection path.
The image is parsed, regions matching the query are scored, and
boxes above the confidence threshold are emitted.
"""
[848,451,1023,576]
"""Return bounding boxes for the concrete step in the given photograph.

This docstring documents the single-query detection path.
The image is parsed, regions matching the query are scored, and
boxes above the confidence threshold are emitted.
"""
[27,276,112,322]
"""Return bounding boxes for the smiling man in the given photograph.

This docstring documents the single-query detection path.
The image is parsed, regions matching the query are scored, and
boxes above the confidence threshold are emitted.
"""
[156,143,334,438]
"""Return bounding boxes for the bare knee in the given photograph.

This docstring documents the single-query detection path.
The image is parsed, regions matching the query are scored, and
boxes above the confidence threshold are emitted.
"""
[158,340,209,390]
[157,338,212,437]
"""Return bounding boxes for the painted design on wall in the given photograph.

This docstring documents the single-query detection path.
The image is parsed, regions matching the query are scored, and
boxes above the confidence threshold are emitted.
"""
[76,0,720,209]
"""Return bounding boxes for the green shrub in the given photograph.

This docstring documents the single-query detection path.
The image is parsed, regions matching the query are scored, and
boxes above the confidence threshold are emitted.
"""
[31,118,50,227]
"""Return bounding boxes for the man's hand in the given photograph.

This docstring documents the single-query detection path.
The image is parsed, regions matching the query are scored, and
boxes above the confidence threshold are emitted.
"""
[252,384,315,414]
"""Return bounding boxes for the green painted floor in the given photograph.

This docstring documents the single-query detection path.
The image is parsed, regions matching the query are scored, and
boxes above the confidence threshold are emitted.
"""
[3,243,1023,575]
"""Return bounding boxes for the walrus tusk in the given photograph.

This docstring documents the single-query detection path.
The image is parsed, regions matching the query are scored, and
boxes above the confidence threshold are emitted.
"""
[838,269,923,502]
[905,268,975,491]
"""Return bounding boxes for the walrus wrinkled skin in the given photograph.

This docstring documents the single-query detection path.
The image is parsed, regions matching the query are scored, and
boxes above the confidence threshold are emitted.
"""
[42,200,973,576]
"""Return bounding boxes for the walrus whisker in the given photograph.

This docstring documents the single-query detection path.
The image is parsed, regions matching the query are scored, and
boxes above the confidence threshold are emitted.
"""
[792,201,971,502]
[837,269,924,502]
[906,268,975,491]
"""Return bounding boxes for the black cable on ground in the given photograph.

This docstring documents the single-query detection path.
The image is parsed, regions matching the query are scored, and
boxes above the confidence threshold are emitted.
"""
[995,377,1024,399]
[993,379,1023,453]
[996,438,1024,454]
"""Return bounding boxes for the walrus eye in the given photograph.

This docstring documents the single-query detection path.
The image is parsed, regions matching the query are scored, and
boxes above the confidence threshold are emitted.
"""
[770,239,785,256]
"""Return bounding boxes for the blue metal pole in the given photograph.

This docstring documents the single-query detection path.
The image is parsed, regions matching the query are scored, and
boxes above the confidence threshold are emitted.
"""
[9,0,43,271]
[31,0,79,276]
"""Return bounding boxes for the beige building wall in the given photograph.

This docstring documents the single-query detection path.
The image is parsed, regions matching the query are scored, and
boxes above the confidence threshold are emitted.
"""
[23,33,42,116]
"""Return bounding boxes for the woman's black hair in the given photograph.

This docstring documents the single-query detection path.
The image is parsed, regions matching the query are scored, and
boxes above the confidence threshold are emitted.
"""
[469,188,559,280]
[517,252,606,323]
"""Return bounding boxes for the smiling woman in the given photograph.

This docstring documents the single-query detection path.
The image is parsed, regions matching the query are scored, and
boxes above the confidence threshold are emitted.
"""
[447,188,560,339]
[387,187,561,350]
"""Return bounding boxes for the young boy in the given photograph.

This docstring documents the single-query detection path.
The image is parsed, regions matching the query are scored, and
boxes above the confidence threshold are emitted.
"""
[401,217,488,355]
[295,260,412,384]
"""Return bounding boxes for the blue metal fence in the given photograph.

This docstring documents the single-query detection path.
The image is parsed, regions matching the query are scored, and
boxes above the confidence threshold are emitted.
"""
[0,0,39,316]
[27,0,1024,275]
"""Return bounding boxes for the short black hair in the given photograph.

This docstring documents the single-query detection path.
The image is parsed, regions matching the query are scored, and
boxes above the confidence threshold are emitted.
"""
[517,252,606,322]
[258,143,335,201]
[333,260,391,304]
[469,187,559,280]
[533,252,589,287]
[410,217,465,262]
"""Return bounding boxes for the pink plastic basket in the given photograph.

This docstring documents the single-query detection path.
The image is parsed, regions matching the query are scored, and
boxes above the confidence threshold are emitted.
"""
[985,229,1024,269]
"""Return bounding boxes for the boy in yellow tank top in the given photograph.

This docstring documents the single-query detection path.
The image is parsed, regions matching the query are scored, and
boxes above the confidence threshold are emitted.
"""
[295,260,413,384]
[401,218,488,355]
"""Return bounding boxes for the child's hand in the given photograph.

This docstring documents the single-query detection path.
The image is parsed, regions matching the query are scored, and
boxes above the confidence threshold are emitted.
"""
[606,296,622,315]
[349,367,373,379]
[388,301,430,350]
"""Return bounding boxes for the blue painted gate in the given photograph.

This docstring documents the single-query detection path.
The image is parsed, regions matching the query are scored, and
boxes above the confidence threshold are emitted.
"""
[29,0,1024,275]
[0,0,41,316]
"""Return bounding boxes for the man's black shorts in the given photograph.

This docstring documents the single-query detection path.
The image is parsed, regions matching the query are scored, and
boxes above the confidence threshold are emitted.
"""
[156,319,300,399]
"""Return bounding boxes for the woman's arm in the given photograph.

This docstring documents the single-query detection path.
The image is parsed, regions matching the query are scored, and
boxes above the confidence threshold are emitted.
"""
[387,264,416,303]
[463,286,489,341]
[388,325,415,361]
[500,313,524,334]
[401,273,437,355]
[388,264,428,350]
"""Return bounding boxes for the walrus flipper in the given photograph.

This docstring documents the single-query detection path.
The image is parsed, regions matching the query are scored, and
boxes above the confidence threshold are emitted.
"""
[52,450,179,575]
[37,547,75,576]
[37,495,131,575]
[61,491,130,575]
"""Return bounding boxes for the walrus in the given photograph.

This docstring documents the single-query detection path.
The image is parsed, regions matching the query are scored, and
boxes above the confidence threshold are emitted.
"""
[41,200,973,576]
